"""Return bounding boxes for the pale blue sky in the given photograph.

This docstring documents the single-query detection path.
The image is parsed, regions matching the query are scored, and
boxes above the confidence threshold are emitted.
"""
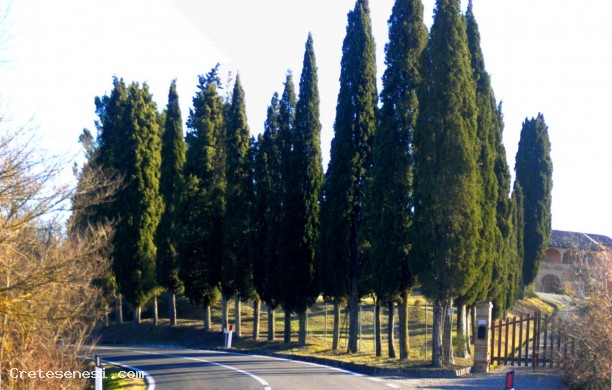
[1,0,611,238]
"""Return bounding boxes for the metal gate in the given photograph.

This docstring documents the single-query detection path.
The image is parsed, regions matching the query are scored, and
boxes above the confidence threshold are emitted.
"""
[490,311,574,368]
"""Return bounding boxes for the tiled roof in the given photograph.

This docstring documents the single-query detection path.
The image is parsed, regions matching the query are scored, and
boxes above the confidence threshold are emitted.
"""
[549,230,612,251]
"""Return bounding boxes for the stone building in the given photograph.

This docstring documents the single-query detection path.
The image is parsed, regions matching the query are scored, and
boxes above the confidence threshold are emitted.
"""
[536,230,612,294]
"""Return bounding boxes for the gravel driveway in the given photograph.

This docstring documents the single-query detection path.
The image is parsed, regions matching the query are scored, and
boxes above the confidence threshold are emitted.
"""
[385,366,565,389]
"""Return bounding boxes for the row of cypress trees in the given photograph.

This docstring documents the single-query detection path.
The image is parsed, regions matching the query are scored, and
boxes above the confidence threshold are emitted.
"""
[318,0,551,366]
[71,0,552,368]
[73,35,324,342]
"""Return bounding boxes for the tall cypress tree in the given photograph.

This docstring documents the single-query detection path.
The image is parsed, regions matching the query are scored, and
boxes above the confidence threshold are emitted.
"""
[362,0,427,360]
[489,104,514,318]
[177,67,226,329]
[112,82,163,322]
[458,4,515,354]
[514,114,553,297]
[276,73,298,343]
[223,74,254,336]
[412,0,482,367]
[87,78,130,323]
[460,0,496,311]
[253,93,283,340]
[507,181,524,310]
[279,34,323,345]
[155,80,186,327]
[318,0,377,353]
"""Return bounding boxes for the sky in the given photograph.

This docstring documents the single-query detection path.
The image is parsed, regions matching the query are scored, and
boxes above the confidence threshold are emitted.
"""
[1,0,611,238]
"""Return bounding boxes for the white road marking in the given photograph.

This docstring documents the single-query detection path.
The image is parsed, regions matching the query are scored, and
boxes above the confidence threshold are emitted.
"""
[94,346,403,390]
[242,352,366,376]
[130,349,271,390]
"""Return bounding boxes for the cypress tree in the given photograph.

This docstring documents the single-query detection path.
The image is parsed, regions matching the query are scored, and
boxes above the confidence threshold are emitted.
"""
[279,34,323,345]
[91,78,130,323]
[177,67,226,329]
[252,93,283,340]
[490,103,514,317]
[507,181,524,310]
[155,80,186,327]
[318,0,377,353]
[113,82,163,322]
[362,0,427,360]
[458,4,515,351]
[514,114,553,297]
[412,0,482,367]
[461,0,497,309]
[223,74,254,336]
[276,73,298,343]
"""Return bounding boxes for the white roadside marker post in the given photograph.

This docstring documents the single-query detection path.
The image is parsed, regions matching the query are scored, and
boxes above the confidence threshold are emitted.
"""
[95,355,103,390]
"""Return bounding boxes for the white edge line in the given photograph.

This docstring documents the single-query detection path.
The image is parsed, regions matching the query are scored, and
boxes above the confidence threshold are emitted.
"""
[235,352,365,377]
[100,358,156,390]
[132,349,271,390]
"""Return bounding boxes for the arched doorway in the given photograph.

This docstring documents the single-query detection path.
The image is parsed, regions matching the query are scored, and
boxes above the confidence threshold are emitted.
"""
[541,274,561,293]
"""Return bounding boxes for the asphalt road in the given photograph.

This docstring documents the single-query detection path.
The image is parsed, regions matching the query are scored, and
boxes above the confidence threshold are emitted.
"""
[92,345,400,390]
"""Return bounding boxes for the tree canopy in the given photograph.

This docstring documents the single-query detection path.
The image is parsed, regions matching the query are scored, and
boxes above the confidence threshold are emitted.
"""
[514,113,553,294]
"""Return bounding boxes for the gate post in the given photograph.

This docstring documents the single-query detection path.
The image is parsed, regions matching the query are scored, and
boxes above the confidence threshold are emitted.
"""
[473,301,493,373]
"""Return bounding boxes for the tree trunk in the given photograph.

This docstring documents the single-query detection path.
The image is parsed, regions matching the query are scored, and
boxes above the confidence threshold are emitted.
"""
[169,292,177,326]
[375,298,382,357]
[441,298,455,365]
[348,279,360,353]
[398,290,410,360]
[221,294,228,330]
[267,304,275,341]
[387,300,396,358]
[456,303,470,358]
[283,309,291,343]
[252,298,261,340]
[152,295,158,326]
[104,310,110,327]
[203,302,211,330]
[467,306,475,355]
[298,310,308,345]
[115,294,123,325]
[432,300,444,367]
[133,306,141,325]
[519,279,526,299]
[234,294,241,337]
[332,298,340,351]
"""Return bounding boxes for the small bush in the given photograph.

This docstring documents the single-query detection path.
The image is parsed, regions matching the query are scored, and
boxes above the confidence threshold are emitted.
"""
[408,299,425,324]
[524,283,538,298]
[452,334,467,356]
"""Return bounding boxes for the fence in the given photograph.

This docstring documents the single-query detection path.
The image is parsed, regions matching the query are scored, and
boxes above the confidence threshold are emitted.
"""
[491,311,574,368]
[304,299,435,359]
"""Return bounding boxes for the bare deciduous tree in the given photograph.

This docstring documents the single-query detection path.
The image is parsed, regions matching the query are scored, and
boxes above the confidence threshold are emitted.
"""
[556,239,612,390]
[0,124,116,389]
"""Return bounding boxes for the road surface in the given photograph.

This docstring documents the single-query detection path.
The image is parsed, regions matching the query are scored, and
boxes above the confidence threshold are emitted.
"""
[92,345,400,390]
